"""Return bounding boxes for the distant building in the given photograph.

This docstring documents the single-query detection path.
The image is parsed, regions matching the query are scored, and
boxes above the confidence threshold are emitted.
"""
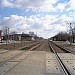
[0,30,2,37]
[50,33,70,41]
[2,31,43,41]
[0,30,2,41]
[21,34,32,41]
[3,34,33,41]
[29,32,35,37]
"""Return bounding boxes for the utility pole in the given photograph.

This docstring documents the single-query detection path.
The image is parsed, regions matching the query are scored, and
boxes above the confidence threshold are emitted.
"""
[69,23,74,43]
[5,27,9,49]
[5,28,7,49]
[8,28,9,42]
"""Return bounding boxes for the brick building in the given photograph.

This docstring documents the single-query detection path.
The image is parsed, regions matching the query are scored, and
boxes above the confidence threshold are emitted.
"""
[3,34,33,41]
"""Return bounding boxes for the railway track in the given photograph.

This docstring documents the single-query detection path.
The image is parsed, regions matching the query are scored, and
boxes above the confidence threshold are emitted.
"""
[48,41,73,75]
[0,40,74,75]
[0,41,44,75]
[48,41,68,53]
[0,40,51,75]
[0,41,43,63]
[32,40,51,52]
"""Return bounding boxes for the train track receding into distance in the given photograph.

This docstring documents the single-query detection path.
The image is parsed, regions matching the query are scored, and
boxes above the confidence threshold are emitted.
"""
[48,41,71,75]
[0,40,74,75]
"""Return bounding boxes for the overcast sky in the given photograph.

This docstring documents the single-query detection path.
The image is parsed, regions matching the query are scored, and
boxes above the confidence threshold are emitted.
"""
[0,0,75,38]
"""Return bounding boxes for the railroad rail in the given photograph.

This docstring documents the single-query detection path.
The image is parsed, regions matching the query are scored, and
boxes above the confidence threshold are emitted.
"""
[0,40,74,75]
[48,41,71,75]
[0,41,42,66]
[52,41,71,53]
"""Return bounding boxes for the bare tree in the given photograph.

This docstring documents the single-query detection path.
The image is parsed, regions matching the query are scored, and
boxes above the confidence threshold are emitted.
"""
[67,22,75,43]
[53,31,70,41]
[11,31,17,34]
[2,26,9,41]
